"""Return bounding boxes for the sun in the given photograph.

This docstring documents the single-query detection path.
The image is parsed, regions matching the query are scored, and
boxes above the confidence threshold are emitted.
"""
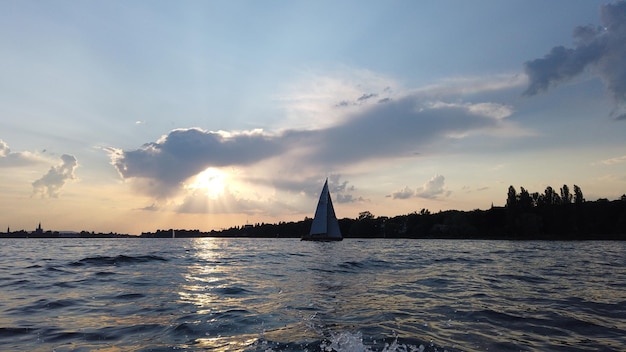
[185,167,226,199]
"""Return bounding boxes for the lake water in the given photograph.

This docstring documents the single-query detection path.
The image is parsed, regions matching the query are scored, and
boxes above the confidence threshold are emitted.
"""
[0,238,624,351]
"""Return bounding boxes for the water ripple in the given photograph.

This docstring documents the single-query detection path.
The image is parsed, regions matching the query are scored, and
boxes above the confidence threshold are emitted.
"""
[0,238,624,351]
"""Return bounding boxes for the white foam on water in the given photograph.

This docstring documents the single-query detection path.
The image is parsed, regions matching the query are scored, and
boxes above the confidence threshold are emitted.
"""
[319,331,426,352]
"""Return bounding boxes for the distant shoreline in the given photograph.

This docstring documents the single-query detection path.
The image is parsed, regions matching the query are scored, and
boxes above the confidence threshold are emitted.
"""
[1,234,624,240]
[3,232,625,243]
[4,195,625,241]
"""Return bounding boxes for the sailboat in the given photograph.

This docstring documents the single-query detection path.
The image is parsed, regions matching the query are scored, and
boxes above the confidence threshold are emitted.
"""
[302,179,343,241]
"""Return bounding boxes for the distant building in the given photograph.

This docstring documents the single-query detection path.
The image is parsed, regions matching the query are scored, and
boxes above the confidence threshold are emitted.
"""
[35,223,43,235]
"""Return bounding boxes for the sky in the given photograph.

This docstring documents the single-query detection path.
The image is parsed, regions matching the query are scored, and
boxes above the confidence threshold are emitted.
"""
[2,0,626,235]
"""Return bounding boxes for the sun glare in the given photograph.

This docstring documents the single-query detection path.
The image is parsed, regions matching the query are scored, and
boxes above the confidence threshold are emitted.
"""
[185,168,226,199]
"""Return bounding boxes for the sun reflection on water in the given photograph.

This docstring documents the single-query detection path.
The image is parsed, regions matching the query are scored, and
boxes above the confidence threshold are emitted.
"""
[178,238,227,313]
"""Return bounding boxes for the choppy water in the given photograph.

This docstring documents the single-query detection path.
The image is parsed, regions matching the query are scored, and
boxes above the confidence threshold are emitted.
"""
[0,239,625,351]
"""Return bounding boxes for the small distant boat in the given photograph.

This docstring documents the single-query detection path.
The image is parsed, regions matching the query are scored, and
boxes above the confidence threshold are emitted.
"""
[302,179,343,241]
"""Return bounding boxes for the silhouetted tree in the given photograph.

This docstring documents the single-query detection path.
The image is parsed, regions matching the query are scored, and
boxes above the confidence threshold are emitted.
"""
[506,186,518,208]
[358,211,374,220]
[531,192,540,206]
[518,187,533,210]
[350,211,378,237]
[560,185,572,204]
[574,185,585,204]
[540,186,561,206]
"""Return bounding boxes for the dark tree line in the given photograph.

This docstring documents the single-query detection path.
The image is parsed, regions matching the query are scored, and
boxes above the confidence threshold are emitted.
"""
[1,230,131,238]
[501,184,626,239]
[506,184,584,209]
[140,185,626,240]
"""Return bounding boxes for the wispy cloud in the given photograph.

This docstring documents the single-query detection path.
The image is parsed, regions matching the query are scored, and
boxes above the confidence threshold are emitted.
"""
[32,154,78,198]
[412,74,527,98]
[0,140,46,168]
[523,1,626,120]
[276,69,399,130]
[599,155,626,165]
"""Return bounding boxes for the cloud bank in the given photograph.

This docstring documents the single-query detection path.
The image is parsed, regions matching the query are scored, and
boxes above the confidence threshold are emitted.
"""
[32,154,78,198]
[523,1,626,120]
[109,74,521,201]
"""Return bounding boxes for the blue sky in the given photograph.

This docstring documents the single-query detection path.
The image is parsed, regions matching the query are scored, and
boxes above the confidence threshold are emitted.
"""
[1,0,625,234]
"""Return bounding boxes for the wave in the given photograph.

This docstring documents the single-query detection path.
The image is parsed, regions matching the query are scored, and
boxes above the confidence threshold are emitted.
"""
[0,327,34,338]
[69,254,167,267]
[115,293,145,300]
[214,286,251,295]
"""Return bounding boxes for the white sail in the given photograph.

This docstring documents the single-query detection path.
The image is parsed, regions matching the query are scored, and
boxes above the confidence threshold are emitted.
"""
[305,179,342,240]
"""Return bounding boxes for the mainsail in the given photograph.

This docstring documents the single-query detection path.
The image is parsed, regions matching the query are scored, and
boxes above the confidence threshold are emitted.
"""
[303,179,342,241]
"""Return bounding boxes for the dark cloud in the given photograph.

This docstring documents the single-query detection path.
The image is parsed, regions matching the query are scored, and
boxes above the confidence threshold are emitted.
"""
[0,139,45,167]
[109,128,282,197]
[335,193,365,203]
[327,174,363,203]
[391,186,414,199]
[32,154,78,198]
[336,92,385,107]
[294,96,507,166]
[523,1,626,119]
[357,93,378,101]
[140,203,159,211]
[111,94,510,199]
